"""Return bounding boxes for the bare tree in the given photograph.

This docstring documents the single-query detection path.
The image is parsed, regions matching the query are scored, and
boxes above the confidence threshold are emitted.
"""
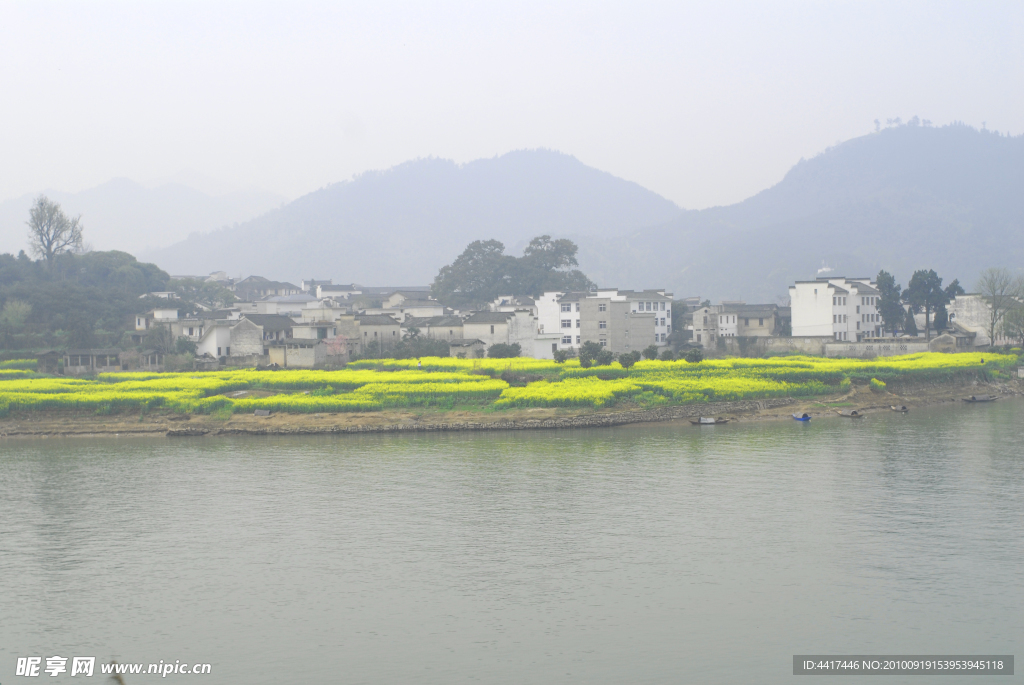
[976,267,1024,346]
[26,195,83,265]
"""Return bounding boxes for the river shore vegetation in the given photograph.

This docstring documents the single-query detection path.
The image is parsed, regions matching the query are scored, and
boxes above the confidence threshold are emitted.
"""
[0,352,1018,418]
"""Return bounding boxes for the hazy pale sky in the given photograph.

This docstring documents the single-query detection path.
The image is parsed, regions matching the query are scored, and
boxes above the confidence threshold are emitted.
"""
[1,1,1021,209]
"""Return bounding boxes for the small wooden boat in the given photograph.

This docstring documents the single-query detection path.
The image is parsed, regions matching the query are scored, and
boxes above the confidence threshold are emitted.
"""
[962,395,999,403]
[690,417,729,425]
[838,409,864,418]
[792,413,811,421]
[890,405,909,413]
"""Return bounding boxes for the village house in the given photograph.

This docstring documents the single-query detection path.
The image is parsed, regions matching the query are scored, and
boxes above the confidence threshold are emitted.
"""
[789,277,883,341]
[241,314,294,347]
[400,316,465,341]
[300,278,332,293]
[232,276,303,300]
[253,294,318,317]
[196,318,264,359]
[448,338,486,358]
[63,349,122,375]
[352,313,402,353]
[317,283,363,299]
[462,311,536,351]
[948,293,1018,347]
[489,295,537,315]
[291,320,337,341]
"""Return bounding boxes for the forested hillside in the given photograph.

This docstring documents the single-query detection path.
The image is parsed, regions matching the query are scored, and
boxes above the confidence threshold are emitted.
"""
[581,123,1024,300]
[0,250,169,350]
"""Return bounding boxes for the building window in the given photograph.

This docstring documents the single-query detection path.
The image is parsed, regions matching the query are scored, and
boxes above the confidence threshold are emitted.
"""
[561,303,571,312]
[660,302,665,310]
[599,303,606,312]
[576,336,580,344]
[225,346,231,355]
[490,325,495,334]
[697,333,702,342]
[599,340,607,347]
[217,347,222,356]
[575,303,580,312]
[599,320,607,329]
[562,335,572,344]
[576,319,580,328]
[758,318,764,326]
[561,319,572,328]
[744,318,749,326]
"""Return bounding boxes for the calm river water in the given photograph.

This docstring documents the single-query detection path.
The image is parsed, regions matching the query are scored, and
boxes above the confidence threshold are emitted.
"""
[2,400,1022,684]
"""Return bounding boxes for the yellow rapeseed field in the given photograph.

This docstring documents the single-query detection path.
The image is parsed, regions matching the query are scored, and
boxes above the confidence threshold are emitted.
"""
[0,352,1015,416]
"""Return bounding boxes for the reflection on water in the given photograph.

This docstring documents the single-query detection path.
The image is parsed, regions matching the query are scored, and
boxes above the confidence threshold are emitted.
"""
[2,401,1022,684]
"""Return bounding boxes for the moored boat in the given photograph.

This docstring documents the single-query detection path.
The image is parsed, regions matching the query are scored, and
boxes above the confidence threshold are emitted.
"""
[838,409,864,418]
[792,413,811,421]
[963,395,999,403]
[690,417,729,425]
[890,405,909,412]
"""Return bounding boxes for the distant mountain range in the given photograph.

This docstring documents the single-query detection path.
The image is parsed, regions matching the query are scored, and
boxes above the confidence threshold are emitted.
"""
[0,179,286,257]
[581,123,1024,301]
[9,124,1021,302]
[142,149,683,283]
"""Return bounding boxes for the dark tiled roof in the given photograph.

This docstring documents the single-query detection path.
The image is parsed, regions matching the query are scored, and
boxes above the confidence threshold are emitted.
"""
[722,304,780,316]
[449,338,484,346]
[242,314,295,332]
[65,348,121,355]
[355,314,401,325]
[463,312,513,324]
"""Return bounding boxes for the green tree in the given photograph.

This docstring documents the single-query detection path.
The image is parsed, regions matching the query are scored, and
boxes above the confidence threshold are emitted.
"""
[684,348,704,363]
[431,239,513,307]
[933,279,965,332]
[26,196,84,266]
[617,350,641,369]
[512,235,593,295]
[0,298,31,346]
[487,343,521,358]
[902,308,918,336]
[903,269,953,340]
[876,270,905,336]
[1001,306,1024,347]
[641,344,659,360]
[578,340,603,366]
[432,236,593,306]
[976,267,1024,346]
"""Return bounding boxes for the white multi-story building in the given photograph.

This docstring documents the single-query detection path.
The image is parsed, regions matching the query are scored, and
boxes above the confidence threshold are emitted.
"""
[789,277,883,341]
[535,289,673,354]
[536,291,585,351]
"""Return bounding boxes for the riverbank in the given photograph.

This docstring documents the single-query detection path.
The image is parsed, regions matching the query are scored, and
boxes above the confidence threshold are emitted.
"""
[2,377,1019,438]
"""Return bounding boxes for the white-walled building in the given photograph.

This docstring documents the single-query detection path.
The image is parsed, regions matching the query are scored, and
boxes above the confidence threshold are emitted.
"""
[789,277,883,341]
[536,291,585,352]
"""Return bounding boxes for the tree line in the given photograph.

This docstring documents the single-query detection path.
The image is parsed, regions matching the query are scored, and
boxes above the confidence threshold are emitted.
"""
[875,266,1024,345]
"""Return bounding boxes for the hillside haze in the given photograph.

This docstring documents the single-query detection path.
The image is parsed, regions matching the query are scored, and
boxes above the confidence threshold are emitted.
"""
[580,123,1024,300]
[145,126,1023,299]
[0,179,285,257]
[144,150,683,281]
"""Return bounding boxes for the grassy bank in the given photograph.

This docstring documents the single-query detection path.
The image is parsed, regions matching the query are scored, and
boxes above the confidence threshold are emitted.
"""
[0,352,1017,418]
